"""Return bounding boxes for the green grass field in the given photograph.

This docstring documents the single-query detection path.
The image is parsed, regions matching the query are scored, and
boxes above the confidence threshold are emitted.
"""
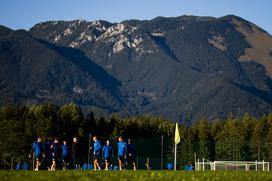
[1,170,272,181]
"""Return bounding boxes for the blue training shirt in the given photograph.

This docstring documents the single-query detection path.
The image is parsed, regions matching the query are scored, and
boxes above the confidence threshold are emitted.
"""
[52,143,59,156]
[102,145,113,159]
[127,143,136,156]
[118,141,127,156]
[44,141,52,158]
[61,144,69,157]
[32,142,43,156]
[93,140,102,155]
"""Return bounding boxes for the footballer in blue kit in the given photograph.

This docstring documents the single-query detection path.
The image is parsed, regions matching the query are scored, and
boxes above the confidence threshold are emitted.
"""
[50,138,59,171]
[127,139,137,170]
[61,140,69,170]
[92,136,102,170]
[44,139,52,170]
[29,137,43,171]
[117,136,127,170]
[102,140,114,170]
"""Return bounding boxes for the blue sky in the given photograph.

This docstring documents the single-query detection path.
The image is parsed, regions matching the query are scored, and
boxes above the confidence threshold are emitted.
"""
[0,0,271,34]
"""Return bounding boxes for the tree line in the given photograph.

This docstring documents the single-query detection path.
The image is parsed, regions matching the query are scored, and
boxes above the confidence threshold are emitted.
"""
[177,113,272,166]
[0,103,272,167]
[0,103,174,163]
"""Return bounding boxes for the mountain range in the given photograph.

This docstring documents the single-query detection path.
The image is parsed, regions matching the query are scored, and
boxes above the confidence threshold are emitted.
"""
[1,14,272,123]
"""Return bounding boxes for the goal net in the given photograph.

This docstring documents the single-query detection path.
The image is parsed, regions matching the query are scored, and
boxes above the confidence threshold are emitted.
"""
[195,159,270,171]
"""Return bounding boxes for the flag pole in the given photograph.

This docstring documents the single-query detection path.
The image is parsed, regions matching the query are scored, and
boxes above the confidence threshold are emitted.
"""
[87,134,92,166]
[174,141,177,170]
[174,122,180,171]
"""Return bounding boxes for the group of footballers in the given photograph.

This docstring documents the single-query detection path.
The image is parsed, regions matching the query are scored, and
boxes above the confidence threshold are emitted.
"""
[30,136,136,171]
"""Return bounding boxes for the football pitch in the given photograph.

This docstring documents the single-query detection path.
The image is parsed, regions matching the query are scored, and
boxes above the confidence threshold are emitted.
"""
[0,170,272,181]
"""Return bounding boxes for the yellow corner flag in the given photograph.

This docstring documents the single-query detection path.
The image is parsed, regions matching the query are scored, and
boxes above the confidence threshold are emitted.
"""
[175,122,180,144]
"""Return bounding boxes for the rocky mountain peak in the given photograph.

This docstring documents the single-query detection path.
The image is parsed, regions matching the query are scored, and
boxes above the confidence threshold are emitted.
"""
[1,15,272,123]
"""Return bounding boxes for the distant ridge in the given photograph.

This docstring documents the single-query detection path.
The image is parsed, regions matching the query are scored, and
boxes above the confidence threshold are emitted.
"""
[1,14,272,123]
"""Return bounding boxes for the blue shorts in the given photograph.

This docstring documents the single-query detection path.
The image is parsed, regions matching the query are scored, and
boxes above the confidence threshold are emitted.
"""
[35,154,42,162]
[118,155,126,162]
[62,155,69,163]
[127,155,135,163]
[104,156,112,162]
[52,153,58,161]
[93,153,100,160]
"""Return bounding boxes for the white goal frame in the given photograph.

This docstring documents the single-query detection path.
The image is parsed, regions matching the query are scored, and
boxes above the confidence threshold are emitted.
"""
[195,158,270,171]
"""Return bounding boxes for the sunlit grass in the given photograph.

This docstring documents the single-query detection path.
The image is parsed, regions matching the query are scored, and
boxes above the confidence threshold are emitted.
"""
[1,170,272,181]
